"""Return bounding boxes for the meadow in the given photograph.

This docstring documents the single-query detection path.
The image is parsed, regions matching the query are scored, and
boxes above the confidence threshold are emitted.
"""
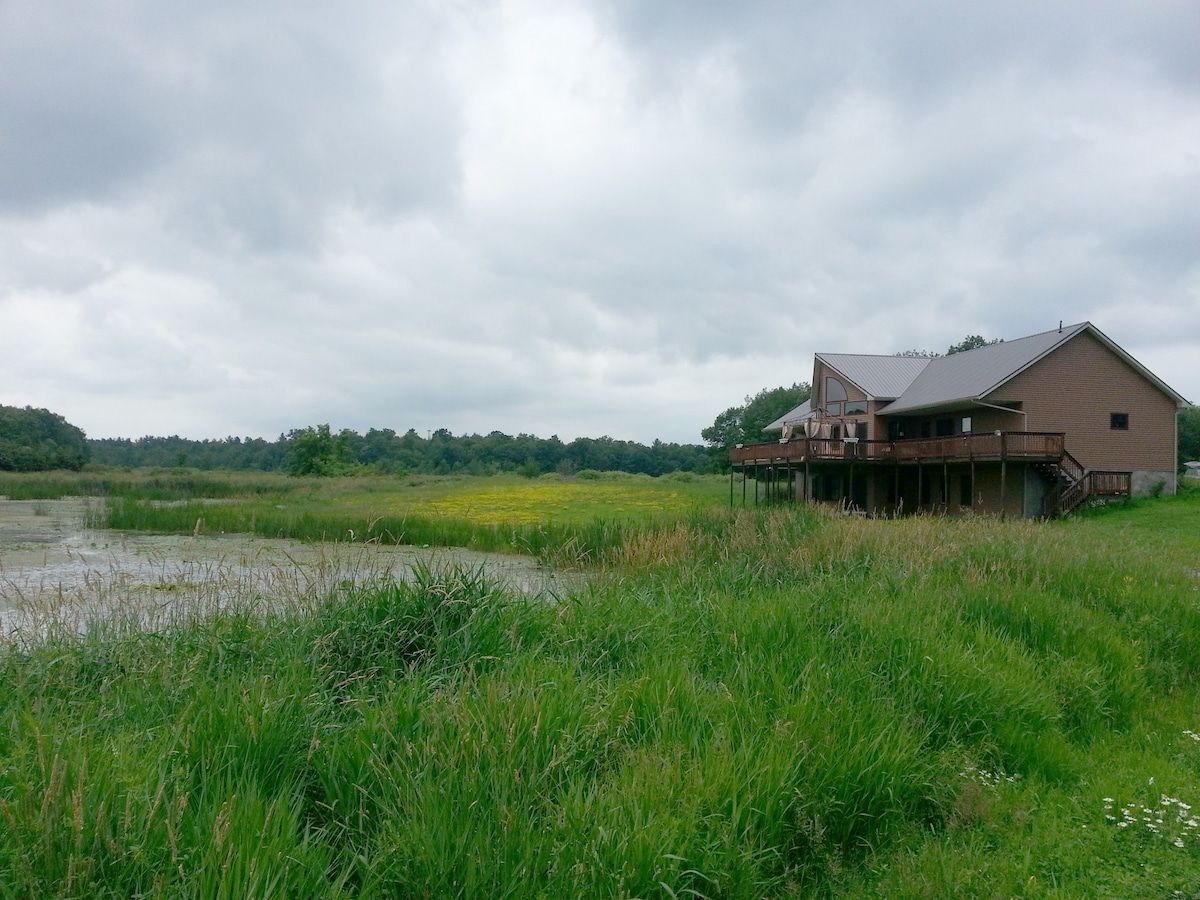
[1,471,1199,897]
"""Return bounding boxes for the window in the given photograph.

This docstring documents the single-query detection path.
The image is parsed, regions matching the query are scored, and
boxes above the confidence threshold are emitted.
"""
[887,420,902,441]
[844,400,867,415]
[855,421,868,440]
[1111,413,1129,430]
[830,424,842,441]
[961,416,972,434]
[826,401,842,416]
[825,376,848,402]
[935,418,954,437]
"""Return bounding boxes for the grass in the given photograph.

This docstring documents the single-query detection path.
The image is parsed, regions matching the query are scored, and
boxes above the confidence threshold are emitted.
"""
[12,468,732,562]
[1,481,1200,896]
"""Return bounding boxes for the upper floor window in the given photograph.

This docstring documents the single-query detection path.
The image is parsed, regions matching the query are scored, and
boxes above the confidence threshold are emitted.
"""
[961,416,972,434]
[826,401,842,416]
[1111,413,1129,430]
[844,400,867,415]
[825,376,848,403]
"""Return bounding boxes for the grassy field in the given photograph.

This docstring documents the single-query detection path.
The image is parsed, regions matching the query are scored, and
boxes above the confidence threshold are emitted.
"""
[0,469,732,562]
[1,475,1199,897]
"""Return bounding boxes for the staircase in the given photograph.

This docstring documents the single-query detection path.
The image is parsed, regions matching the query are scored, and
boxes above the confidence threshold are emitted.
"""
[1038,450,1132,517]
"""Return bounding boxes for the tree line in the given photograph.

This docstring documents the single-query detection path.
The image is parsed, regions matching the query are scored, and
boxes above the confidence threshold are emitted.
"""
[87,427,714,477]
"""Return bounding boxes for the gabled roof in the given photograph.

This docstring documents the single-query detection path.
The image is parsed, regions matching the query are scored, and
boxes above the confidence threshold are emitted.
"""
[764,400,814,431]
[881,322,1189,414]
[815,354,930,401]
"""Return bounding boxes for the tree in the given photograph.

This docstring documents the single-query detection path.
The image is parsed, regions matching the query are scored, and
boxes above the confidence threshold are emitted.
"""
[0,405,89,471]
[1179,407,1200,467]
[702,383,812,454]
[286,424,357,476]
[946,335,1002,355]
[895,335,1003,359]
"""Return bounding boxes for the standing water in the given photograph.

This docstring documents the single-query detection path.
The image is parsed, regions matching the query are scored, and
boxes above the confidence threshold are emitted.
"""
[0,498,569,642]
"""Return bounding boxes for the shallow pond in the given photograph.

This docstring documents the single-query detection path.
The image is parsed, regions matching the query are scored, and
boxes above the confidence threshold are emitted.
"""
[0,499,572,641]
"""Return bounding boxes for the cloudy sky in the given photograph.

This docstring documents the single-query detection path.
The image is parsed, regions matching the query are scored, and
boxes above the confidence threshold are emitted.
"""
[1,0,1197,444]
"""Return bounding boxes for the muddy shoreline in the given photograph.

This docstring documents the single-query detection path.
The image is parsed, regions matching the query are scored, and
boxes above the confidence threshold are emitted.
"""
[0,499,569,640]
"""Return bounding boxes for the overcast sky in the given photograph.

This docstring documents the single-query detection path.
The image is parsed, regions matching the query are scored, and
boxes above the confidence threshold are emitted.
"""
[1,0,1197,444]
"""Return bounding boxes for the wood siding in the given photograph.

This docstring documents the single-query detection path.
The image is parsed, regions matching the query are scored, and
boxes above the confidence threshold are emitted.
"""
[987,331,1177,473]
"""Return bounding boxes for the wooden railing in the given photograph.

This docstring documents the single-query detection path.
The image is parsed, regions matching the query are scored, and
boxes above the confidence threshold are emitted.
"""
[1057,470,1132,516]
[729,432,1067,466]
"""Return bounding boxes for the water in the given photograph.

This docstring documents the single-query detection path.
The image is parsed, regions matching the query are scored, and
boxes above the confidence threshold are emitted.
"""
[0,499,573,641]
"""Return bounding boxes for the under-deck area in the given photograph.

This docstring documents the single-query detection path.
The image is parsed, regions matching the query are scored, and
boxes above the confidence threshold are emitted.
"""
[728,432,1130,517]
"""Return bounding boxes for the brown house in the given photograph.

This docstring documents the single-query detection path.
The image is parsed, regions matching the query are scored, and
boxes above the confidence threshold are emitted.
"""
[729,323,1191,517]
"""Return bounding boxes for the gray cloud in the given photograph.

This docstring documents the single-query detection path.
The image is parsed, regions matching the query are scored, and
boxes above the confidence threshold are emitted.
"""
[1,0,1197,444]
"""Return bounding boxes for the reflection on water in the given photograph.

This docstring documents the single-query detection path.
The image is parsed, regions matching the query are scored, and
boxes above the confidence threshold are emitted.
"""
[0,499,574,643]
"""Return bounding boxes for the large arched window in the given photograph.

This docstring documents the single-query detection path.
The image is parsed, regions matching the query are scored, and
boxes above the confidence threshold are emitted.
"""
[824,376,848,402]
[824,376,848,415]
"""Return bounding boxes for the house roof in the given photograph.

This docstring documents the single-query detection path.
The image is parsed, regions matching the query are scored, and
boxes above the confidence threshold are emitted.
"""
[763,400,814,431]
[815,354,930,401]
[880,322,1190,415]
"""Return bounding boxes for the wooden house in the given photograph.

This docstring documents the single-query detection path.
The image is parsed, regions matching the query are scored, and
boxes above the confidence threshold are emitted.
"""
[729,323,1190,517]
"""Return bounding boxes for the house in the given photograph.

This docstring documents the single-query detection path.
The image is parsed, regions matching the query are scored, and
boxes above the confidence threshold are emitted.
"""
[729,322,1191,517]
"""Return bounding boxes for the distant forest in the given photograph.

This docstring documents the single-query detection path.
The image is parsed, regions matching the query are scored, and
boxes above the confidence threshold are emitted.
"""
[87,427,716,477]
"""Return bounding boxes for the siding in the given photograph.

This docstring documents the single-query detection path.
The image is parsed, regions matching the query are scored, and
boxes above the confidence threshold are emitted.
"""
[987,331,1177,472]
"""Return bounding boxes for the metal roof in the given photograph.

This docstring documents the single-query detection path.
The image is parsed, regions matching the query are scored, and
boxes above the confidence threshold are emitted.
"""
[814,354,931,400]
[882,323,1089,414]
[763,400,813,431]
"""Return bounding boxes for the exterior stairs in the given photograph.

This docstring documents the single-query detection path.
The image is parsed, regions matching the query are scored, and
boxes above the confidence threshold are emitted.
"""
[1038,450,1132,517]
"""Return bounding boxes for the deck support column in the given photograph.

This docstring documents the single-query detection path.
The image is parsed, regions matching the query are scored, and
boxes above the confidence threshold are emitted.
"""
[729,467,734,507]
[917,463,923,512]
[804,461,810,503]
[943,462,948,510]
[1001,460,1007,520]
[970,460,976,512]
[742,469,747,507]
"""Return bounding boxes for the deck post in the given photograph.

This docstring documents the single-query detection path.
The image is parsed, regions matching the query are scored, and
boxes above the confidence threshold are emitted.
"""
[742,469,746,507]
[970,459,976,511]
[1001,459,1007,520]
[754,464,759,506]
[804,461,810,503]
[917,463,923,512]
[730,468,734,507]
[943,462,948,510]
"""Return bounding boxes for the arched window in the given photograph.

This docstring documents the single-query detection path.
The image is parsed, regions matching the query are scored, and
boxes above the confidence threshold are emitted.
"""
[825,376,848,402]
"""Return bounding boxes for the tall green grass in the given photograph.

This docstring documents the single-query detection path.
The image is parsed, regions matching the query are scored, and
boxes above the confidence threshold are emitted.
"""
[99,497,655,561]
[3,497,1200,897]
[0,470,293,502]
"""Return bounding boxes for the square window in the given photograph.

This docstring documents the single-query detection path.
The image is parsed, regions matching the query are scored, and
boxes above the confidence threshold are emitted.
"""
[961,416,972,434]
[1110,413,1129,430]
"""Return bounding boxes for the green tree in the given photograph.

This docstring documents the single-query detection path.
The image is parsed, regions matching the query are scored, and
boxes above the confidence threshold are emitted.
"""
[702,383,812,455]
[0,405,89,471]
[1179,407,1200,467]
[286,424,357,476]
[946,334,1003,355]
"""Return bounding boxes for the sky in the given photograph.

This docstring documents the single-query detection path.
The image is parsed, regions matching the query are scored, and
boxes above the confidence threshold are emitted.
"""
[1,0,1197,445]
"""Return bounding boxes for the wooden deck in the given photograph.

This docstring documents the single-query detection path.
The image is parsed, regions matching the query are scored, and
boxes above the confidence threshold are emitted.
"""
[729,432,1067,467]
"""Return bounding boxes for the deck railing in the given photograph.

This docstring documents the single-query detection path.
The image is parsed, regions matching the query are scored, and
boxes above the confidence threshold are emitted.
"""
[729,432,1067,466]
